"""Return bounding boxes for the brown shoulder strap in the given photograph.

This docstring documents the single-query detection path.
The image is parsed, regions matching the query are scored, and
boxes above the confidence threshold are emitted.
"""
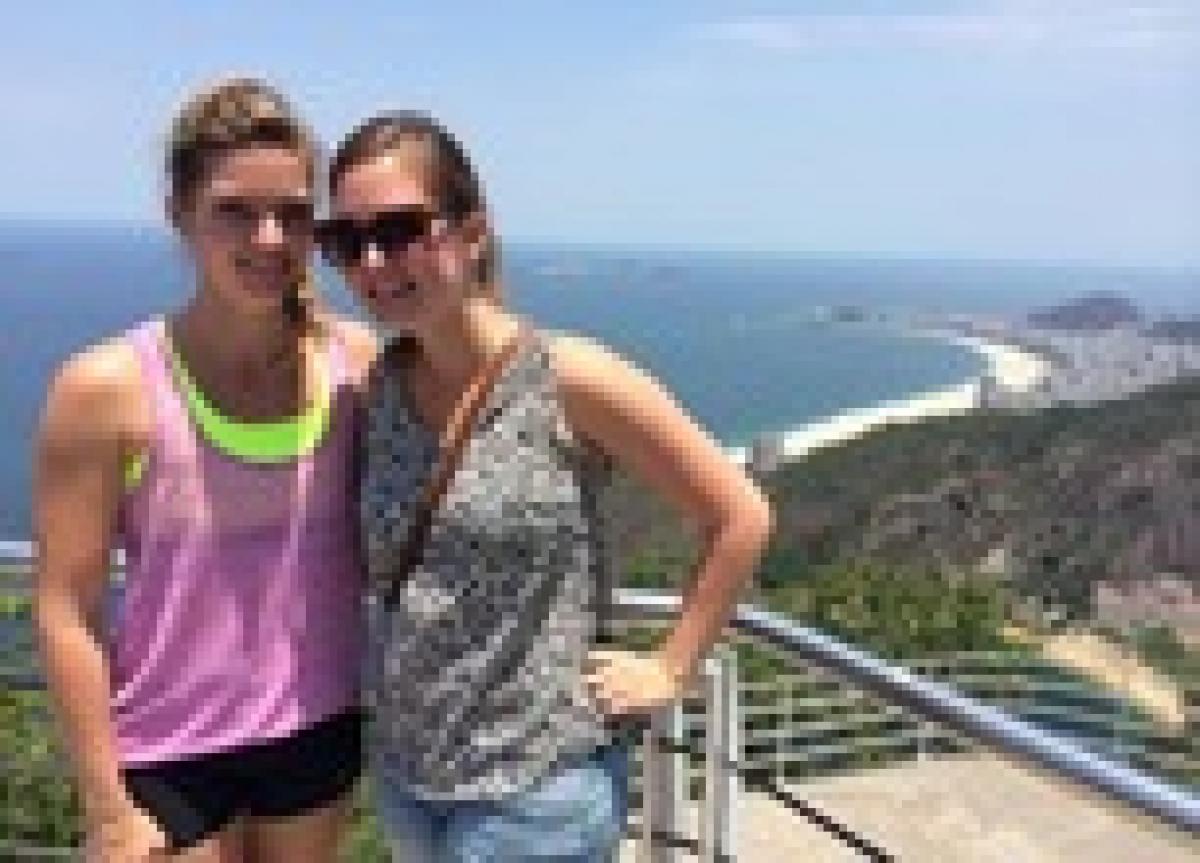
[383,324,534,605]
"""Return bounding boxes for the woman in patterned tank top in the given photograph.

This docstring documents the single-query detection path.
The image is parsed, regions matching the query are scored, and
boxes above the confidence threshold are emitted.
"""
[319,112,774,862]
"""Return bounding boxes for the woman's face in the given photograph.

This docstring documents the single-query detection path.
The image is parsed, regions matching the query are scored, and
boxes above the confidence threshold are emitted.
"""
[176,145,315,316]
[326,151,479,333]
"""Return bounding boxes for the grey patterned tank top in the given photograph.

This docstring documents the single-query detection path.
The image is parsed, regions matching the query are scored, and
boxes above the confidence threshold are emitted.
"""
[360,327,619,800]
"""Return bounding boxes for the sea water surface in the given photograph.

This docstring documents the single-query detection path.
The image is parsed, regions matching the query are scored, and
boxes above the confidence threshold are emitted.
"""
[2,222,1197,540]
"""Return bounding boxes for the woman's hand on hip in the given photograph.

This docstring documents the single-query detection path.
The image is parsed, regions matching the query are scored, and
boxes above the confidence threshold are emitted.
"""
[583,649,688,718]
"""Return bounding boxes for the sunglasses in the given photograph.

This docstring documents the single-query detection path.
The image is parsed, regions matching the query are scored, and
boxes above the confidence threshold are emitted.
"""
[315,208,440,268]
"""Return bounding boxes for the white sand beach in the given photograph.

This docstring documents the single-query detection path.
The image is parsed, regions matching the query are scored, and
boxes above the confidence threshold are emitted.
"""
[728,331,1051,466]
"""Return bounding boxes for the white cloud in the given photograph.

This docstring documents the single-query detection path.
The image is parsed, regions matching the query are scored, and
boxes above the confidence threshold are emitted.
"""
[698,4,1200,55]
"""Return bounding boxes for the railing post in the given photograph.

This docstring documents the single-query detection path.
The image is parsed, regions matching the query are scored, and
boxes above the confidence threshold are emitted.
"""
[641,697,685,862]
[777,672,792,782]
[700,644,739,862]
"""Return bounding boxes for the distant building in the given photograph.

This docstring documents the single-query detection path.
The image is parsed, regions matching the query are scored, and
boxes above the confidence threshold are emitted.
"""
[1144,317,1200,345]
[748,433,787,477]
[1093,576,1200,650]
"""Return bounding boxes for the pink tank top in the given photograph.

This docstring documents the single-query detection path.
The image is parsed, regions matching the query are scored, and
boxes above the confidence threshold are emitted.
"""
[112,318,363,765]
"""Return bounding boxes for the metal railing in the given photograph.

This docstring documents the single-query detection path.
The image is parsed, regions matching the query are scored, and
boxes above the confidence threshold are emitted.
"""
[616,589,1199,860]
[4,542,1199,860]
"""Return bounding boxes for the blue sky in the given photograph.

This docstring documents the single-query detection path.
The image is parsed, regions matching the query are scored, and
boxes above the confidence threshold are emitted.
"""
[0,1,1196,265]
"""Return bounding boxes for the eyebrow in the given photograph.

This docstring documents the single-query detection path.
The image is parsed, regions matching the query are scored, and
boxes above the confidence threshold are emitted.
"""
[207,183,312,200]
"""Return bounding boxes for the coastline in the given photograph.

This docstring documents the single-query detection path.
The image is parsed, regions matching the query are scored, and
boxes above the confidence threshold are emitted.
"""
[728,329,1051,467]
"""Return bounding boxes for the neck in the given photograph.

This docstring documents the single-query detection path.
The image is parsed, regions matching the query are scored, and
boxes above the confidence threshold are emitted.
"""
[174,277,299,370]
[414,297,522,393]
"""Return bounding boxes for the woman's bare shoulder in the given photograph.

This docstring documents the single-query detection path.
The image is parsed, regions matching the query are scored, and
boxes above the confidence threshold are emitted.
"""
[322,313,380,381]
[39,334,144,447]
[51,335,140,404]
[542,328,650,395]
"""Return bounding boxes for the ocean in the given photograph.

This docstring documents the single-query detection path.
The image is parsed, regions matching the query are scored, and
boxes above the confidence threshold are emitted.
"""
[2,222,1197,541]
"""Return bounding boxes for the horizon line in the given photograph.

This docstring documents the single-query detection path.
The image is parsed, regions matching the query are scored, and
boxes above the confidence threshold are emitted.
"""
[0,215,1196,274]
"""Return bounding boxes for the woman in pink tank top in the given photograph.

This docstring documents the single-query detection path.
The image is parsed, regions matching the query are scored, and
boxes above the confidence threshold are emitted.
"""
[33,78,376,862]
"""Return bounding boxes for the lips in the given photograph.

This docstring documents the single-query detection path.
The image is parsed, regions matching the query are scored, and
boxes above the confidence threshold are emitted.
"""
[368,281,418,300]
[234,259,289,277]
[230,257,294,297]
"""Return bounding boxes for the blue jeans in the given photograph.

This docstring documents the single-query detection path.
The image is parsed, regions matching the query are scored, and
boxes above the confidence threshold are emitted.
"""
[373,743,630,862]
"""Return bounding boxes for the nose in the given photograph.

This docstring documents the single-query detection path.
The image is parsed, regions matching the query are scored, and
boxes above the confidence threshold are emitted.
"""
[252,213,287,249]
[362,240,386,270]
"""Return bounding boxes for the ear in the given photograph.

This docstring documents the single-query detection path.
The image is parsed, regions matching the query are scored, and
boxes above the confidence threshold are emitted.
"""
[165,193,188,232]
[461,210,489,263]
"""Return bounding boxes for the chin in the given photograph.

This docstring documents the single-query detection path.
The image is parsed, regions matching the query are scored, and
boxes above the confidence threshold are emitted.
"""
[375,297,425,327]
[378,312,418,333]
[239,274,292,299]
[221,289,285,320]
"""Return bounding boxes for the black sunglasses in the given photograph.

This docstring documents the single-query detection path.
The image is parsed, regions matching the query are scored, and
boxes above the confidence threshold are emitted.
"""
[315,208,439,268]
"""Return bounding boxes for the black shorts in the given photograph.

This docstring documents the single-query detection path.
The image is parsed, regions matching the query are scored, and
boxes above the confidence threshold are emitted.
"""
[121,708,364,851]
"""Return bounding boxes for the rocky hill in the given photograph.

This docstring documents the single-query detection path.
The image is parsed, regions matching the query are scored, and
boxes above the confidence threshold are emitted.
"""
[1027,291,1143,331]
[754,374,1200,639]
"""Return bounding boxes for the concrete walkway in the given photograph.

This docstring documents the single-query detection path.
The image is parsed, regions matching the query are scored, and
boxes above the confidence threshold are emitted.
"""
[620,753,1197,861]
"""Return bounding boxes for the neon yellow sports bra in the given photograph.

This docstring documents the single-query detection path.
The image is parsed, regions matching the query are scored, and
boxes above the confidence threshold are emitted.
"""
[124,325,332,489]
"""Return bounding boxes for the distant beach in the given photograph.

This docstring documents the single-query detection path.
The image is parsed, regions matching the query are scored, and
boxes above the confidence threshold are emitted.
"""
[728,329,1051,467]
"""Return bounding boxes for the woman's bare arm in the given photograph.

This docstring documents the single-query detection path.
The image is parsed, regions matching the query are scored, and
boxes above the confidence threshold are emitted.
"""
[33,341,139,825]
[550,333,773,685]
